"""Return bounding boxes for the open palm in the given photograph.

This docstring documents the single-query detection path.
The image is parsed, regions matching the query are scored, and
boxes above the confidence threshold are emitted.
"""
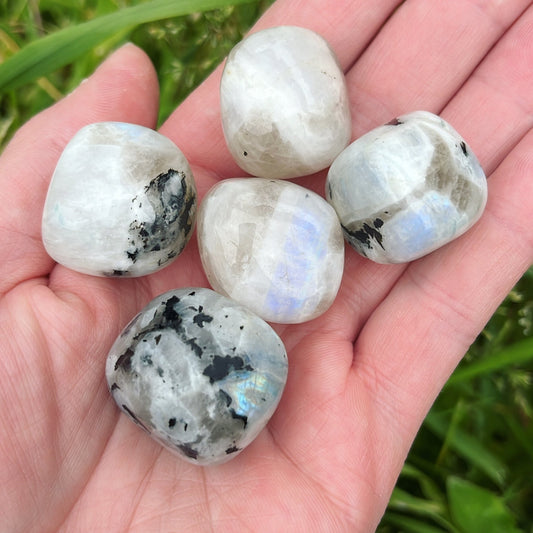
[1,1,532,531]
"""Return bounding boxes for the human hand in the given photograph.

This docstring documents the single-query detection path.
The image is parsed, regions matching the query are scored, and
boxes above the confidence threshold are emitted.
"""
[1,1,532,531]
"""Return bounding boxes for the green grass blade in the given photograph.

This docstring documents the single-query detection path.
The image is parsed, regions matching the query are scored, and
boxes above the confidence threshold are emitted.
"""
[400,463,446,505]
[447,337,533,385]
[388,487,445,516]
[424,411,508,486]
[387,488,460,532]
[382,513,452,533]
[0,0,253,91]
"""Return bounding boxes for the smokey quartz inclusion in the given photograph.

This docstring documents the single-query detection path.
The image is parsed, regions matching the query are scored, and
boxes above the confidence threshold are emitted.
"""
[326,111,488,263]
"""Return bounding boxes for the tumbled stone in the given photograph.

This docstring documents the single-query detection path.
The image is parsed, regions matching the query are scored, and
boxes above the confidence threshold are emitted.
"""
[326,111,487,263]
[106,288,288,465]
[220,26,351,179]
[197,178,345,323]
[42,122,196,277]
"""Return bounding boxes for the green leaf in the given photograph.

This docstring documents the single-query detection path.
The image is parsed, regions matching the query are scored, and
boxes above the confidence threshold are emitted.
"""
[447,337,533,385]
[0,0,253,91]
[424,411,508,486]
[447,477,521,533]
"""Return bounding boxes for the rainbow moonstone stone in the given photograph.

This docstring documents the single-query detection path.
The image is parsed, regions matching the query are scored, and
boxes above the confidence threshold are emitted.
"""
[326,111,487,263]
[106,288,288,465]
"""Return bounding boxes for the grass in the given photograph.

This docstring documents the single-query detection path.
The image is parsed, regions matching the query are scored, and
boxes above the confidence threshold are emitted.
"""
[0,0,274,144]
[382,269,533,532]
[1,1,532,531]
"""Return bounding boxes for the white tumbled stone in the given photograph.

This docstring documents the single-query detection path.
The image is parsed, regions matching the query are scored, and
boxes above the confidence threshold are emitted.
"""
[220,26,351,179]
[42,122,196,277]
[106,287,288,465]
[326,111,488,264]
[197,178,345,324]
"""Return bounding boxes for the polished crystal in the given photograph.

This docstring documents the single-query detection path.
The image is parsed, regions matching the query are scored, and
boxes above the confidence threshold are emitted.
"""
[42,122,196,277]
[198,178,345,323]
[326,111,487,263]
[106,288,288,465]
[220,26,351,179]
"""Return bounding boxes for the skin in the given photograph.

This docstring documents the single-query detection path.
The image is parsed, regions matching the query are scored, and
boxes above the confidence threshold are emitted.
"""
[1,0,532,531]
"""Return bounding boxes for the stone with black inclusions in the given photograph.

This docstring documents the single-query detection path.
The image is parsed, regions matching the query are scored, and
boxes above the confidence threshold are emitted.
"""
[106,287,288,465]
[42,122,197,277]
[326,111,488,263]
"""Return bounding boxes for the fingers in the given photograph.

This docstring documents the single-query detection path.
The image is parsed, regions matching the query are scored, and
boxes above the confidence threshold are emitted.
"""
[0,44,160,297]
[353,129,533,440]
[160,0,403,176]
[241,0,402,70]
[351,2,533,471]
[320,0,533,341]
[347,0,532,135]
[443,4,533,175]
[283,3,533,505]
[162,0,533,352]
[162,0,530,182]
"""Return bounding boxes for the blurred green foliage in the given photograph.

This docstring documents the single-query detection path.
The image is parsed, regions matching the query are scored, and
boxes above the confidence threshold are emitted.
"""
[381,269,533,532]
[0,0,274,148]
[1,1,532,531]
